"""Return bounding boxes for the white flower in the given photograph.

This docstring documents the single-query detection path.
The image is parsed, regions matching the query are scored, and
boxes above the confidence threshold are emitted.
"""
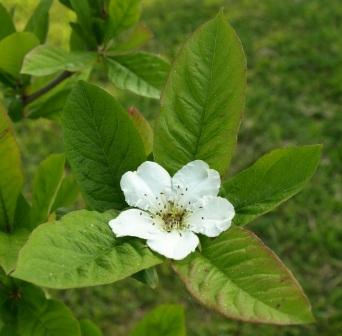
[109,160,235,260]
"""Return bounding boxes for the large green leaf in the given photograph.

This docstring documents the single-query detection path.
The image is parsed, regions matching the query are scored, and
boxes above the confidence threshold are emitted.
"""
[106,52,170,99]
[106,0,141,38]
[153,12,246,175]
[0,104,23,231]
[130,305,186,336]
[173,227,314,324]
[24,0,53,43]
[0,3,15,40]
[30,154,65,229]
[0,229,29,274]
[79,319,102,336]
[13,210,162,289]
[220,145,322,226]
[0,32,39,77]
[61,81,145,211]
[22,46,96,76]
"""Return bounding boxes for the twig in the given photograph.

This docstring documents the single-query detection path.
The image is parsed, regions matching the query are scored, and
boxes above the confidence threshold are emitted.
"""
[22,71,73,106]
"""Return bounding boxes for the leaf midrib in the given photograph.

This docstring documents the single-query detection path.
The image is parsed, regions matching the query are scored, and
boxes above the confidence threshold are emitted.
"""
[191,20,219,159]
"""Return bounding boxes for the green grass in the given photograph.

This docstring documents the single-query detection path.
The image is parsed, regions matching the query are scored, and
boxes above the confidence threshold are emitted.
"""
[4,0,342,335]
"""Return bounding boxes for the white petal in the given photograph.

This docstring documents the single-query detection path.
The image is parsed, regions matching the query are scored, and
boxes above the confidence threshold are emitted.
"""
[147,230,199,260]
[172,160,220,206]
[120,161,171,211]
[187,196,235,237]
[109,209,162,240]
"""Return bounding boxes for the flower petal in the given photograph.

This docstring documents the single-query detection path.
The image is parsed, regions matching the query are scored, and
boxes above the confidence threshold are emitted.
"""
[120,161,171,211]
[147,230,199,260]
[187,196,235,237]
[109,209,162,240]
[172,160,220,206]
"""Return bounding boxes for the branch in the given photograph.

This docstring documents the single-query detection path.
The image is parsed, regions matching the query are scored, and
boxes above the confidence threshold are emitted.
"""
[22,71,73,106]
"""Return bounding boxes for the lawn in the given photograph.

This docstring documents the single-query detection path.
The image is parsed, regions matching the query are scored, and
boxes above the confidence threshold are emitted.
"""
[5,0,341,335]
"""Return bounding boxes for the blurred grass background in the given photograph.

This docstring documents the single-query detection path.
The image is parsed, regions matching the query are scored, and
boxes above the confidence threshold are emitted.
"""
[3,0,342,335]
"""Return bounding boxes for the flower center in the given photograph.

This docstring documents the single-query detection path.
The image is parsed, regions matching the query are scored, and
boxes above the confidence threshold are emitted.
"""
[162,211,185,232]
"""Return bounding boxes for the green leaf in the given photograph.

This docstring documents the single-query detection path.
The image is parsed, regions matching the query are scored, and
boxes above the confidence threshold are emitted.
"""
[128,107,153,155]
[106,0,141,38]
[153,12,246,175]
[0,229,29,274]
[130,304,186,336]
[30,154,65,229]
[220,145,322,226]
[108,23,152,54]
[173,227,314,324]
[24,0,53,43]
[22,46,96,76]
[16,282,81,336]
[79,319,103,336]
[0,3,15,40]
[0,32,39,77]
[51,175,80,212]
[13,210,162,289]
[61,81,145,211]
[106,52,170,99]
[0,104,23,231]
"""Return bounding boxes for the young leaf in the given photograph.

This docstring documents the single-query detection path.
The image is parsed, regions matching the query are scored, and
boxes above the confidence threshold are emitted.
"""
[24,0,53,43]
[153,12,246,175]
[106,0,141,39]
[61,81,145,211]
[128,107,154,155]
[30,154,65,229]
[220,145,322,226]
[22,46,96,76]
[106,52,170,99]
[132,267,159,289]
[0,229,29,274]
[108,23,153,54]
[0,3,15,40]
[0,104,23,231]
[173,227,314,325]
[0,32,39,77]
[79,319,103,336]
[13,210,162,289]
[130,305,186,336]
